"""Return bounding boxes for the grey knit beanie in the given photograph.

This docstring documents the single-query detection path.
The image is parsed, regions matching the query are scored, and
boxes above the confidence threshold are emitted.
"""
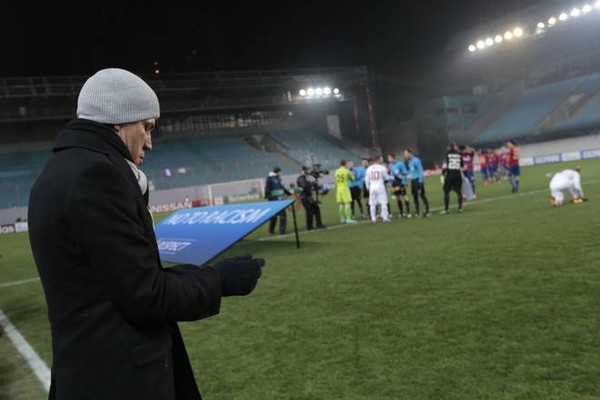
[77,68,160,124]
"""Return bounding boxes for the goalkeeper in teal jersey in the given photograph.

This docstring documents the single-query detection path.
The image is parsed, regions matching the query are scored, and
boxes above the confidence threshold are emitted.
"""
[335,160,358,224]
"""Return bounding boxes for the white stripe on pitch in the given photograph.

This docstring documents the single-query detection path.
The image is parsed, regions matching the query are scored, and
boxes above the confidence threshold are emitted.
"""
[0,277,40,288]
[0,309,51,392]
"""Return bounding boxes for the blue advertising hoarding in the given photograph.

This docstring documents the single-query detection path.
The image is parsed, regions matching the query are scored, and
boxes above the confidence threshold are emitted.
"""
[156,199,295,265]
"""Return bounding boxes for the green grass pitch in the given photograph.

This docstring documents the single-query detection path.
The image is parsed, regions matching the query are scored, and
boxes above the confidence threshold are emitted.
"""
[1,160,600,399]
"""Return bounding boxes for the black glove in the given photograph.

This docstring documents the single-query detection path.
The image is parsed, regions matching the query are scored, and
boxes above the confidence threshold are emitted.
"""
[213,255,265,297]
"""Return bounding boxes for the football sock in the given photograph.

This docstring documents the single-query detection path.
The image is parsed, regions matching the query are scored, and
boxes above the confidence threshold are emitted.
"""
[422,196,430,214]
[344,205,352,220]
[444,192,449,211]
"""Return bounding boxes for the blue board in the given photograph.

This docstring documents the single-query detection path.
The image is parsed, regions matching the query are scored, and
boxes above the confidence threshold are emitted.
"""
[155,199,295,265]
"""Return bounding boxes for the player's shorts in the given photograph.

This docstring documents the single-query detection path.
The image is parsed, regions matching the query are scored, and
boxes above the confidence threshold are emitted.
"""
[368,189,388,205]
[336,188,351,203]
[391,179,406,196]
[508,164,520,176]
[350,186,361,200]
[443,172,462,192]
[464,170,475,183]
[489,165,498,176]
[410,180,426,196]
[480,166,489,180]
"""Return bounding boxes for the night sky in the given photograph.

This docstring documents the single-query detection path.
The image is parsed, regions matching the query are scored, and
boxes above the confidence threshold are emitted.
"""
[2,1,541,78]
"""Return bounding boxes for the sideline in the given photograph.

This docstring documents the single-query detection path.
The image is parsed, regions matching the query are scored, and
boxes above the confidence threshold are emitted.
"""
[0,309,51,392]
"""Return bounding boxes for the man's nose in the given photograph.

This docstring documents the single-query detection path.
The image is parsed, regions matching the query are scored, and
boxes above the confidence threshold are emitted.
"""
[143,137,152,151]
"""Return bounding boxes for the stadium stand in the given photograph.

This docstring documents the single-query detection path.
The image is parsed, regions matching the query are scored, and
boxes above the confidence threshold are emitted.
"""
[552,74,600,133]
[475,72,600,144]
[0,150,52,208]
[144,134,299,190]
[0,130,365,208]
[443,95,495,131]
[268,130,359,170]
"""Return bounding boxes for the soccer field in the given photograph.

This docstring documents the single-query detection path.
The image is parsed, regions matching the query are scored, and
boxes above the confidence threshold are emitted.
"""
[1,160,600,400]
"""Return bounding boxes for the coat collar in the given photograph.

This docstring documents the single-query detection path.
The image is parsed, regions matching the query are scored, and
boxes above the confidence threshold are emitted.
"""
[54,118,152,209]
[54,118,133,163]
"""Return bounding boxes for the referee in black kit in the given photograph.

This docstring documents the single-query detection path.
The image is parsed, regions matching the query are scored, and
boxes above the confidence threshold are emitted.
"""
[440,142,464,215]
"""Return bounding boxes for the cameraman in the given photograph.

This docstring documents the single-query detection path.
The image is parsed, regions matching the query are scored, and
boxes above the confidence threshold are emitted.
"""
[265,167,291,235]
[297,166,326,231]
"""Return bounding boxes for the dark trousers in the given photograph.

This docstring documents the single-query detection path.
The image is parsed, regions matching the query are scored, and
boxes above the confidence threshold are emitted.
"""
[411,180,430,214]
[301,196,323,230]
[443,173,462,211]
[350,186,363,215]
[268,209,287,234]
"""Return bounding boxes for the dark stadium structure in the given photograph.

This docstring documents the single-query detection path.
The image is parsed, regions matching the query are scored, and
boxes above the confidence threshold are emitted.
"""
[0,67,380,209]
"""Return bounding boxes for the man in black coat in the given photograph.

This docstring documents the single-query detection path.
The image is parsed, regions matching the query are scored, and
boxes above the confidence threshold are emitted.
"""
[296,167,326,231]
[28,68,265,400]
[265,166,291,235]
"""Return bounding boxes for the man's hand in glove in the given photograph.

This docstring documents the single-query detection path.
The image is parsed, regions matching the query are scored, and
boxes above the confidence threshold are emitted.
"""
[213,255,265,296]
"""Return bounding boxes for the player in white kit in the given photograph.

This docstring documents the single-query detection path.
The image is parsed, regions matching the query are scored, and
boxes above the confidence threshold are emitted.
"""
[365,156,391,223]
[549,167,586,207]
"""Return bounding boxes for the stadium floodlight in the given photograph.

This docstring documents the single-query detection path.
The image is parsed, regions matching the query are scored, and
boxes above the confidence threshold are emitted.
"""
[485,37,494,46]
[307,87,315,96]
[582,4,592,12]
[570,8,581,17]
[595,0,600,8]
[476,40,486,49]
[299,89,307,96]
[537,22,545,29]
[494,35,503,43]
[548,16,557,25]
[468,44,477,52]
[323,87,332,95]
[513,27,523,37]
[504,31,513,40]
[333,88,340,94]
[559,12,568,21]
[315,87,323,96]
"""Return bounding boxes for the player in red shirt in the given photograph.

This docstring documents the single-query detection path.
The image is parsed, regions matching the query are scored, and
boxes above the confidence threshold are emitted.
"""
[486,150,499,183]
[507,140,521,193]
[478,150,489,186]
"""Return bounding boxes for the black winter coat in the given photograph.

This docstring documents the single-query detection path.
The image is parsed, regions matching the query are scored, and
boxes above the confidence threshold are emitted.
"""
[28,119,222,400]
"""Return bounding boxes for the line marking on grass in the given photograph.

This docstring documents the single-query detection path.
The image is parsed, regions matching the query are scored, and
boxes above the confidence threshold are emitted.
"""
[0,277,40,288]
[252,178,600,242]
[0,309,50,392]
